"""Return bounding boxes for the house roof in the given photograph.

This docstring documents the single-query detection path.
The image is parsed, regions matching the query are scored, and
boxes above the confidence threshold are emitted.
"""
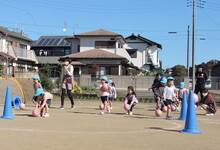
[126,34,162,49]
[75,29,121,37]
[66,29,126,44]
[60,49,126,60]
[31,36,71,47]
[0,26,32,42]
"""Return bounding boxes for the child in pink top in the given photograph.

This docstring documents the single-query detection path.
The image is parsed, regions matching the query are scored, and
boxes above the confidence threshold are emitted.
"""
[124,86,138,115]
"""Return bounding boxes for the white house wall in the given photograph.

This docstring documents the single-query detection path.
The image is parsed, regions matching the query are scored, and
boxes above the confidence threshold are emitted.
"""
[147,45,160,67]
[79,37,131,60]
[125,42,148,68]
[66,38,80,54]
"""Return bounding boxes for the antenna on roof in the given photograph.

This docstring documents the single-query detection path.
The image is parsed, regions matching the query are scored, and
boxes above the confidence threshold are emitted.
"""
[13,22,18,32]
[73,24,78,35]
[63,21,67,33]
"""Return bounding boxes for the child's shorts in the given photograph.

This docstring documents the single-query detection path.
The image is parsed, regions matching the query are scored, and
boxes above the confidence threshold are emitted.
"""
[163,99,174,106]
[46,99,53,106]
[101,96,108,103]
[108,97,113,101]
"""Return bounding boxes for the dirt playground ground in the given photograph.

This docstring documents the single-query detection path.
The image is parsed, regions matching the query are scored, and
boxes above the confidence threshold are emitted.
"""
[0,79,220,150]
[0,97,219,150]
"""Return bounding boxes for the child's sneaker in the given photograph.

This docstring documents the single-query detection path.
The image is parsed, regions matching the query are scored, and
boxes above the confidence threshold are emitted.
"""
[71,105,75,110]
[107,108,111,113]
[129,112,133,115]
[165,116,173,120]
[205,112,214,116]
[110,107,112,110]
[60,105,64,109]
[100,111,104,115]
[43,113,49,118]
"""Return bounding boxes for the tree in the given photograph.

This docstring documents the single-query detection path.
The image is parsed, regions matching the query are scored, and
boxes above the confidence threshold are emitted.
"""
[171,65,187,86]
[171,65,187,77]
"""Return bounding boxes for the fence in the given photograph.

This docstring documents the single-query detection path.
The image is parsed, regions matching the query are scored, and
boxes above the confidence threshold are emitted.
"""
[74,75,220,91]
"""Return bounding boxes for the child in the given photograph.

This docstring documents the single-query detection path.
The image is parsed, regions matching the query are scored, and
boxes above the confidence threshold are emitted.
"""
[154,77,167,110]
[34,88,53,117]
[124,86,138,115]
[176,82,189,111]
[32,75,42,105]
[200,88,217,116]
[163,77,178,120]
[99,76,110,115]
[108,79,117,111]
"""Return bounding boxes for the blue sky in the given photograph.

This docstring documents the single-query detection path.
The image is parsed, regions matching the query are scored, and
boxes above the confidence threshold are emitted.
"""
[0,0,219,69]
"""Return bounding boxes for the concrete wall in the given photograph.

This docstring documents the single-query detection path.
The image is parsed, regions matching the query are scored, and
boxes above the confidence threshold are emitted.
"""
[14,72,38,78]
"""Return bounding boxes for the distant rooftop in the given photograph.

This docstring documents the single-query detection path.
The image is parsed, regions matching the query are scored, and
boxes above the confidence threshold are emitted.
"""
[0,26,32,41]
[31,36,71,47]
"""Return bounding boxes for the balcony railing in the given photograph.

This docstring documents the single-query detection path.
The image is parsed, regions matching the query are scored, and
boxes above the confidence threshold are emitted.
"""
[0,46,38,63]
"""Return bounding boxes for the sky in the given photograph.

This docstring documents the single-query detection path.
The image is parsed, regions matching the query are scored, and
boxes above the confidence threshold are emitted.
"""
[0,0,219,69]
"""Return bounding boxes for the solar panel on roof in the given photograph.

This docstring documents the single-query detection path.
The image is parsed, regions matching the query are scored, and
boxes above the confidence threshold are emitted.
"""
[53,38,61,46]
[42,39,50,46]
[59,39,65,46]
[37,38,46,46]
[48,38,56,45]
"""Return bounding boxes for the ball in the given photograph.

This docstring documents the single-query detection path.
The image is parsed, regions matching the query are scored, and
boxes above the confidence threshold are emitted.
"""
[162,106,168,112]
[99,104,105,110]
[32,109,40,117]
[194,93,199,103]
[171,105,176,111]
[124,104,131,111]
[101,83,108,91]
[155,109,162,117]
[19,103,25,110]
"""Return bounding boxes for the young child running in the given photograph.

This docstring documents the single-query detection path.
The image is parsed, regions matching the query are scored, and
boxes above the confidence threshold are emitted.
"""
[176,82,189,111]
[200,88,217,116]
[163,77,178,120]
[108,79,117,111]
[34,88,53,117]
[99,76,110,115]
[124,86,138,115]
[32,75,42,105]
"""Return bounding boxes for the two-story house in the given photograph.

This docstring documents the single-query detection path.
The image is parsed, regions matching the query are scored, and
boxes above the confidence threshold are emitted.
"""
[31,36,72,77]
[125,33,162,71]
[0,26,38,76]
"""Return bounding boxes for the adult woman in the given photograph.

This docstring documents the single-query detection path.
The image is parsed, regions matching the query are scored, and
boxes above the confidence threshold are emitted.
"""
[60,58,75,109]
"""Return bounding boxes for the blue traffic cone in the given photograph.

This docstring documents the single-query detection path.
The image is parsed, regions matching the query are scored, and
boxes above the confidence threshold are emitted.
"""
[1,87,16,119]
[178,91,188,120]
[180,90,201,134]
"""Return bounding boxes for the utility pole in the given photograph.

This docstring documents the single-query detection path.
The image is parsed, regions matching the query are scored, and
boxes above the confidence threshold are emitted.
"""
[190,0,206,90]
[187,25,190,81]
[191,0,196,91]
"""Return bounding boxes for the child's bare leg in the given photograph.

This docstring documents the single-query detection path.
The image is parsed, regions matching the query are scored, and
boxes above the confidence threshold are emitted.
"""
[167,105,171,116]
[156,97,161,109]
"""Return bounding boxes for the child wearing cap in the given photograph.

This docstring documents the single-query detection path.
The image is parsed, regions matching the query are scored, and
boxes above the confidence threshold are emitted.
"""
[34,88,53,117]
[154,77,167,110]
[176,82,189,111]
[108,79,117,111]
[32,75,42,105]
[163,77,178,120]
[99,76,110,115]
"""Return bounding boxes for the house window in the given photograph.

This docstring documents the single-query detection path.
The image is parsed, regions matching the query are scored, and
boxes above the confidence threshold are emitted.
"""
[126,49,137,58]
[20,44,27,49]
[64,49,71,55]
[95,41,116,48]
